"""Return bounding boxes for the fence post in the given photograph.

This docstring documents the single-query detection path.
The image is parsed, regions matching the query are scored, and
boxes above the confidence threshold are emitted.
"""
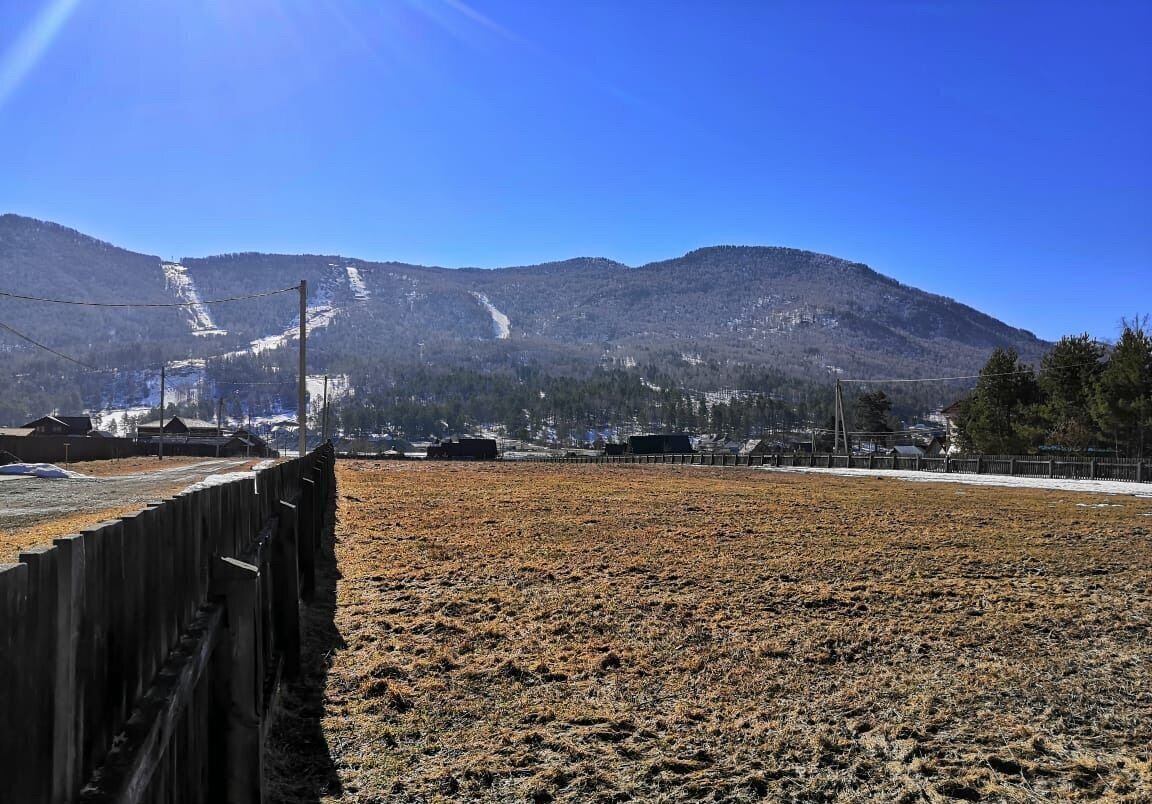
[212,556,263,804]
[1089,458,1096,480]
[1048,459,1055,479]
[18,546,59,804]
[944,455,951,473]
[975,455,982,474]
[298,478,316,601]
[52,534,85,803]
[1139,460,1144,484]
[0,562,33,803]
[271,502,301,679]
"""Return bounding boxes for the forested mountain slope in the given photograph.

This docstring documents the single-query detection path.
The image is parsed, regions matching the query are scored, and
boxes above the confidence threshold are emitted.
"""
[0,214,1049,426]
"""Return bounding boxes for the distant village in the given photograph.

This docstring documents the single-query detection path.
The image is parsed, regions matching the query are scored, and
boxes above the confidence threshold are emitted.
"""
[0,403,962,465]
[0,413,276,465]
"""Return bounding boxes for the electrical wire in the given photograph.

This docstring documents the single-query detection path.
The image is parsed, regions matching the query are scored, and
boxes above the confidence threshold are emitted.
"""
[0,284,300,307]
[838,361,1102,384]
[0,319,98,370]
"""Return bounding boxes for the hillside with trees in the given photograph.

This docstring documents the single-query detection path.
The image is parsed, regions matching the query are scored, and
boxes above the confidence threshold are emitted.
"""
[1,214,1057,439]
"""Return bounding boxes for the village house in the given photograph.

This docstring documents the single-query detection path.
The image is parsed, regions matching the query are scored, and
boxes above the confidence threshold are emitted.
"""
[136,416,276,458]
[21,415,94,436]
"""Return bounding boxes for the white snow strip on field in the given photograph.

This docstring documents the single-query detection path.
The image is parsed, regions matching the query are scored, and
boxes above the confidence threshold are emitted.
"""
[346,266,370,300]
[182,471,257,492]
[470,292,511,339]
[181,460,278,493]
[162,263,227,336]
[0,463,94,479]
[757,465,1151,496]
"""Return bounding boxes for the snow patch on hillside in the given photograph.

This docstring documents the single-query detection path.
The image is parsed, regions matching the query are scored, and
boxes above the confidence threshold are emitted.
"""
[244,269,340,355]
[306,373,352,414]
[470,292,511,339]
[162,263,227,336]
[345,266,370,300]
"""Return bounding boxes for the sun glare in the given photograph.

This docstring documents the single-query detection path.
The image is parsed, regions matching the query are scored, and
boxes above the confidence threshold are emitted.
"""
[0,0,83,113]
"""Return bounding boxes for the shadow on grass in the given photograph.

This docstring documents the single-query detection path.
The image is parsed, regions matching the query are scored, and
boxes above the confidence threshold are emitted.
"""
[265,517,347,803]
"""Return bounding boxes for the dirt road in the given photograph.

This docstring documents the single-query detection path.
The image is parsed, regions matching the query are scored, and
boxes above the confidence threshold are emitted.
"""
[0,458,252,534]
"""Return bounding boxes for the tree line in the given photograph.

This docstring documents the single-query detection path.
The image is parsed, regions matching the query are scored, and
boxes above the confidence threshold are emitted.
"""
[954,318,1151,457]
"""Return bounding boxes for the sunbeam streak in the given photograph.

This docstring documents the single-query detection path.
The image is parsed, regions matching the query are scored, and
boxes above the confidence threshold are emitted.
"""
[0,0,83,112]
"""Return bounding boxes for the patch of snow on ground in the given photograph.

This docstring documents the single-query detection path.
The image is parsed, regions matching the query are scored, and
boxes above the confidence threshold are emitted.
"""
[470,292,511,339]
[346,266,370,300]
[0,463,94,479]
[162,263,227,336]
[759,465,1151,496]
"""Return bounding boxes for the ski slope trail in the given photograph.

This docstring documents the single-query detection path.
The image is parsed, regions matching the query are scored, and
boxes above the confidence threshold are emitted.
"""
[162,262,227,336]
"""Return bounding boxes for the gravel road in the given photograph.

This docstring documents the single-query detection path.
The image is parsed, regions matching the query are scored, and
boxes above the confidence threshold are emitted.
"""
[0,459,252,531]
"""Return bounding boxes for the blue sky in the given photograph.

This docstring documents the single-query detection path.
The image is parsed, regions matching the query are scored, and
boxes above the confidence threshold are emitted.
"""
[1,0,1148,342]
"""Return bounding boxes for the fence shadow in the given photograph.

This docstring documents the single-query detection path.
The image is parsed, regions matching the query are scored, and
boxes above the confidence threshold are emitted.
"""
[264,512,346,803]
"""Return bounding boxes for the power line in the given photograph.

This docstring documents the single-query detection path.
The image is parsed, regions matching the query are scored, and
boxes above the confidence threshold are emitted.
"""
[838,361,1102,385]
[0,319,98,370]
[0,284,300,307]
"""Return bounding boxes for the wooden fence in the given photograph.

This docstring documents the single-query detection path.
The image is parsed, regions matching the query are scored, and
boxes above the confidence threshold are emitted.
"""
[524,451,1150,483]
[0,435,137,465]
[0,444,336,804]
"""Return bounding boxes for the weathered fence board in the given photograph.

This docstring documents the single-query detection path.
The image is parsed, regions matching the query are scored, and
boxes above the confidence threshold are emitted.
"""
[0,444,336,804]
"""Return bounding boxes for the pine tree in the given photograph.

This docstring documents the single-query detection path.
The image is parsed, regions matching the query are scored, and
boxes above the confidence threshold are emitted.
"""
[853,390,894,446]
[955,348,1041,453]
[1092,318,1152,458]
[1039,333,1105,452]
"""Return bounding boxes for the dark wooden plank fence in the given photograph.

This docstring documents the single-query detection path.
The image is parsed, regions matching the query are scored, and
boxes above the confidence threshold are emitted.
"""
[525,451,1149,483]
[0,444,336,804]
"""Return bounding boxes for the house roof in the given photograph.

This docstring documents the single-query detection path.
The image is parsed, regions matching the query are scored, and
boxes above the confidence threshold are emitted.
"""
[0,427,34,437]
[940,399,965,417]
[21,415,93,432]
[891,445,924,457]
[138,416,220,431]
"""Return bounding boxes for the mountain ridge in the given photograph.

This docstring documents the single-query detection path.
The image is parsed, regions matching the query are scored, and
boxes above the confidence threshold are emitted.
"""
[0,213,1050,427]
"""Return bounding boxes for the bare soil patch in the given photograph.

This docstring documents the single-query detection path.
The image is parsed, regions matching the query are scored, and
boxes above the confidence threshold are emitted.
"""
[0,458,266,561]
[70,455,208,477]
[276,462,1151,801]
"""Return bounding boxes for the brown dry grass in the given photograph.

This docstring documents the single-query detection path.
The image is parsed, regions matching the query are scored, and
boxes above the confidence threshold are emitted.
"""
[69,456,209,476]
[0,457,272,562]
[270,462,1152,803]
[0,505,150,560]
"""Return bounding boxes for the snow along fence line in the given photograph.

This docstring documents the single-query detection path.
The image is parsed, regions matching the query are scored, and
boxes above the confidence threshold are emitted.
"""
[0,444,336,804]
[522,451,1151,485]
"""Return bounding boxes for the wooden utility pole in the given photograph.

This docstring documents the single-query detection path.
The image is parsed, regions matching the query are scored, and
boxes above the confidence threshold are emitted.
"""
[833,380,851,455]
[297,280,307,458]
[159,365,166,461]
[216,396,223,458]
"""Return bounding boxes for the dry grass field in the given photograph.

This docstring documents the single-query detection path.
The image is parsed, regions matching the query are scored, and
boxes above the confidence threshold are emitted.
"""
[0,457,271,561]
[267,461,1152,803]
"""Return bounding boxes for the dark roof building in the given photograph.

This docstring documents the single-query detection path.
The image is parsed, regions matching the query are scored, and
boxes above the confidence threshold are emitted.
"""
[136,416,221,437]
[21,415,94,436]
[627,433,694,454]
[427,437,498,461]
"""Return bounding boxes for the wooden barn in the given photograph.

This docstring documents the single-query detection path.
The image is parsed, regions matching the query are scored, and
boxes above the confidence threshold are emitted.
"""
[427,437,498,461]
[627,433,694,455]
